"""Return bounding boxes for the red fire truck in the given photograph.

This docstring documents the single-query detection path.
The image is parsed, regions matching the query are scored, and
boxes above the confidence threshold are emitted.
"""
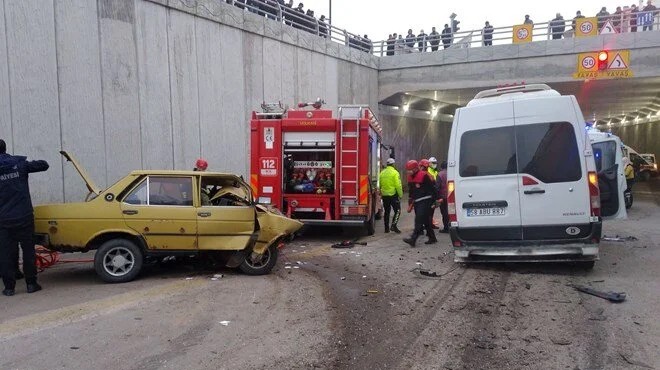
[250,100,385,235]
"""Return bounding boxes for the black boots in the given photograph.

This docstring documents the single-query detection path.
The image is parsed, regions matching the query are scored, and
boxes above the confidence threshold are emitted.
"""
[2,289,14,296]
[27,283,42,294]
[391,225,401,234]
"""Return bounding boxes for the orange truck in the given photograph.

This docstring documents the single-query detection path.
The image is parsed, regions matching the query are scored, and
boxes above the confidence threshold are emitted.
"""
[250,101,386,235]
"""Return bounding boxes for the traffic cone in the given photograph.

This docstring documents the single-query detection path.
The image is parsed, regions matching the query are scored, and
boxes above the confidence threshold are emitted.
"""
[325,205,332,220]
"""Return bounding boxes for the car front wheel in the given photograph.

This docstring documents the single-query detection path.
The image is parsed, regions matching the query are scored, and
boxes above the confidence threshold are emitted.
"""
[239,244,278,275]
[94,239,144,283]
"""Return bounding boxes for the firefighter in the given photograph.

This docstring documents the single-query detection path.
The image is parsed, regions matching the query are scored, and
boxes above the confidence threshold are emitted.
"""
[403,160,438,247]
[0,139,49,296]
[422,158,440,229]
[378,158,402,234]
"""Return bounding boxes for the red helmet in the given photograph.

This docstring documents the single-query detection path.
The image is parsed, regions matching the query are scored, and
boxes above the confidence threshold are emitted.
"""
[406,160,419,170]
[195,158,208,171]
[419,159,430,168]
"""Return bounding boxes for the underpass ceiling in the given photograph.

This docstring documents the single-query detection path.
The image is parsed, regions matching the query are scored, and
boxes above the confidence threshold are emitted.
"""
[381,78,660,125]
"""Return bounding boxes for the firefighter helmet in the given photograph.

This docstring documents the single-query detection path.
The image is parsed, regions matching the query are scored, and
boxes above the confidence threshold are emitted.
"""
[419,159,430,168]
[406,160,419,170]
[195,158,208,171]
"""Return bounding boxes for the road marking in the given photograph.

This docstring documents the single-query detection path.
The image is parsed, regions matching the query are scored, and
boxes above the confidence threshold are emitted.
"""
[0,279,206,340]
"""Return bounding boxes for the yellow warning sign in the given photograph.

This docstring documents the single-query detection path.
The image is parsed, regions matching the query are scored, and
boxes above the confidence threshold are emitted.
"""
[512,24,533,44]
[575,17,598,37]
[573,50,633,79]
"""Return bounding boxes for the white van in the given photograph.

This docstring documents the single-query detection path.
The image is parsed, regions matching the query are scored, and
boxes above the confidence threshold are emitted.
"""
[587,129,627,219]
[446,84,615,268]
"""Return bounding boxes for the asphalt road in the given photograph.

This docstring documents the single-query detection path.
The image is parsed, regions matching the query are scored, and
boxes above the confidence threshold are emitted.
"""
[1,179,658,370]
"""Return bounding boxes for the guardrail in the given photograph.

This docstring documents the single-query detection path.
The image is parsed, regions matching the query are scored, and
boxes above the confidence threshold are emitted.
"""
[372,13,660,56]
[223,2,659,58]
[224,0,374,53]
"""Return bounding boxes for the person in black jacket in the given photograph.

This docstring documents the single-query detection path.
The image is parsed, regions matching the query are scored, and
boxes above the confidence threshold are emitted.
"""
[441,24,452,49]
[0,139,49,296]
[550,13,565,39]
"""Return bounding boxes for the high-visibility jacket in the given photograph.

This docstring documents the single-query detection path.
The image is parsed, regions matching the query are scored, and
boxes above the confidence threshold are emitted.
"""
[427,166,438,180]
[379,165,403,198]
[624,164,635,180]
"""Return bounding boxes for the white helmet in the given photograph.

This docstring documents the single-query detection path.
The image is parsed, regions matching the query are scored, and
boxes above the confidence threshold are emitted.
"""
[429,157,438,163]
[386,158,396,165]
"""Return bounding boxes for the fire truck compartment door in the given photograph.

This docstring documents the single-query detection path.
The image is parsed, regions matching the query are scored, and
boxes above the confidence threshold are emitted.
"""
[283,132,335,147]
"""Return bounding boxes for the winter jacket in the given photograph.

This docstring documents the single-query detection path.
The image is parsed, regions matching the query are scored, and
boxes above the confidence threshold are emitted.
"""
[407,170,437,204]
[0,153,49,224]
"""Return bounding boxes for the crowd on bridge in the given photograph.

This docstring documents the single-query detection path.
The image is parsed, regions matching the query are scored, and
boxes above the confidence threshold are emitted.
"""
[225,0,375,53]
[384,1,660,55]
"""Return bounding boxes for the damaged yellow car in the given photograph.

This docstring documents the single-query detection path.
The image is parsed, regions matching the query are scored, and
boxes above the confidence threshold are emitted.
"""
[34,151,303,283]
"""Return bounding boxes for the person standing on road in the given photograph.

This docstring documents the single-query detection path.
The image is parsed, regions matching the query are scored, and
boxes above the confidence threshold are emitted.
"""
[403,160,438,247]
[0,139,49,296]
[624,157,635,190]
[437,161,449,233]
[379,158,402,234]
[441,24,452,49]
[482,21,494,46]
[427,157,440,230]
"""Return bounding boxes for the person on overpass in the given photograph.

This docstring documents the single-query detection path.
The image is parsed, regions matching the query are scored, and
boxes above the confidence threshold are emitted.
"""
[629,4,639,32]
[550,13,565,39]
[437,161,450,233]
[450,13,460,44]
[441,24,452,49]
[428,27,440,51]
[403,160,438,247]
[482,22,494,46]
[417,29,427,52]
[643,0,659,31]
[405,29,416,53]
[395,34,405,55]
[612,7,624,32]
[0,139,49,296]
[596,7,610,30]
[379,158,403,234]
[572,11,585,30]
[523,14,534,25]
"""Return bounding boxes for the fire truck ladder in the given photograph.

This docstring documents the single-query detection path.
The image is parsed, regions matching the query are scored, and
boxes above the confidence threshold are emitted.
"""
[338,106,363,205]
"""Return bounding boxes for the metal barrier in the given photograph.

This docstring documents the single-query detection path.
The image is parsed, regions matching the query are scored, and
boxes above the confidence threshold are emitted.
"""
[221,2,658,57]
[223,0,374,53]
[372,13,660,57]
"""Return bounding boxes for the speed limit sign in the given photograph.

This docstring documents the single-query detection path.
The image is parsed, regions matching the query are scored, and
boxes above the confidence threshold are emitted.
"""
[580,21,593,34]
[517,28,529,40]
[581,56,596,70]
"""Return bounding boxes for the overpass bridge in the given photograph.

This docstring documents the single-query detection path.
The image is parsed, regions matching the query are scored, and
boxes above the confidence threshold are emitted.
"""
[0,0,658,203]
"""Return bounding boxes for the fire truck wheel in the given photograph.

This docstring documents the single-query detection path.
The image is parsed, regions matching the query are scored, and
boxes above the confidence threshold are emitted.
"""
[239,244,278,275]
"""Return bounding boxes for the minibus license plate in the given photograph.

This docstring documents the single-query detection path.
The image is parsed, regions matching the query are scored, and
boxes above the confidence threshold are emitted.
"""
[467,207,506,217]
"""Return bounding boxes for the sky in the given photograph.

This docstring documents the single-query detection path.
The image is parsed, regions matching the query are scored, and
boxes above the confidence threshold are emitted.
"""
[297,0,652,40]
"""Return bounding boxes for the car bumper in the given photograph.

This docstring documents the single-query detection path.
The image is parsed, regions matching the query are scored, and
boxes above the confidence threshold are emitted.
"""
[451,222,601,263]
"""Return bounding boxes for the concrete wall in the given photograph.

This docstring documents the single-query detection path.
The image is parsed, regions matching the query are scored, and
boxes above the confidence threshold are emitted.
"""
[0,0,378,203]
[379,113,453,182]
[613,120,660,158]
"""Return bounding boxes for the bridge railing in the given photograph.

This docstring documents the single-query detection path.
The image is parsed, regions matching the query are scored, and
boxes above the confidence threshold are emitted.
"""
[224,0,375,53]
[222,2,658,57]
[372,13,660,56]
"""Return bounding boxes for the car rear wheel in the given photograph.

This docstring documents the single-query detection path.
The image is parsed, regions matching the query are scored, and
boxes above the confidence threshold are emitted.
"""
[239,244,278,275]
[94,239,144,283]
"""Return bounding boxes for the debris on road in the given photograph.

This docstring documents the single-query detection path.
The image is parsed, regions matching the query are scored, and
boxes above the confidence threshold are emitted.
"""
[569,284,626,303]
[340,277,346,280]
[185,277,194,280]
[366,290,379,294]
[602,235,639,242]
[550,336,572,345]
[411,266,460,279]
[219,321,230,326]
[331,240,367,249]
